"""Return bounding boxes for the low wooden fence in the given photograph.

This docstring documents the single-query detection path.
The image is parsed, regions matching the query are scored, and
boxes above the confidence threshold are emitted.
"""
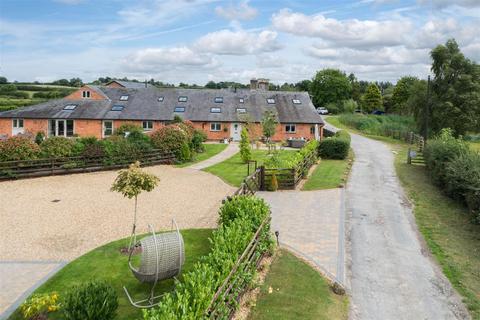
[206,216,271,319]
[407,132,426,165]
[0,149,175,180]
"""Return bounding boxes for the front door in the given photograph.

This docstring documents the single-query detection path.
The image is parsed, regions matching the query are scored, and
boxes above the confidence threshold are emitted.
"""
[12,119,24,135]
[231,123,242,141]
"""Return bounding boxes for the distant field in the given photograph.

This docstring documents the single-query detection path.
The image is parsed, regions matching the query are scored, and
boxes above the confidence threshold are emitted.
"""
[0,84,76,111]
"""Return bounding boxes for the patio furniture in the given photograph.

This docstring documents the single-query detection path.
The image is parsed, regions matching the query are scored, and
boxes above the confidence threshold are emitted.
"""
[124,220,185,308]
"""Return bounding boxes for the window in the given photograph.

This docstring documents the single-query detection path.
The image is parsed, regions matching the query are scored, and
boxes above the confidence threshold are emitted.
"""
[267,98,275,104]
[48,119,74,137]
[285,124,296,133]
[292,99,301,104]
[310,126,315,135]
[178,96,187,102]
[214,97,223,103]
[236,108,247,113]
[142,121,153,131]
[210,107,221,113]
[239,98,244,103]
[82,90,91,98]
[63,104,77,110]
[158,96,164,102]
[210,123,221,131]
[174,106,185,113]
[12,119,24,128]
[120,95,129,101]
[103,121,113,137]
[111,105,124,111]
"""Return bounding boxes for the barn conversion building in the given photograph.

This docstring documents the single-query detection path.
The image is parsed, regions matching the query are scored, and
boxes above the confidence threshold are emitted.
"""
[0,80,324,141]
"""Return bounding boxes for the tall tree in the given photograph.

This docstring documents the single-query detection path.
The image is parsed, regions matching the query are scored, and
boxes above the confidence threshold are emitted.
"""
[392,76,419,115]
[261,111,278,143]
[361,84,383,113]
[239,128,251,163]
[348,73,361,103]
[310,69,352,107]
[428,39,480,136]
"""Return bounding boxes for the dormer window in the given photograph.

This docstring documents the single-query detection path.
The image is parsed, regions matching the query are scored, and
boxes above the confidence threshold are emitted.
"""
[158,96,164,102]
[214,97,223,103]
[239,98,244,103]
[120,95,129,101]
[267,98,275,104]
[236,108,247,113]
[292,99,301,104]
[178,96,187,102]
[82,90,91,98]
[210,107,221,113]
[111,105,124,111]
[63,104,77,110]
[174,106,185,113]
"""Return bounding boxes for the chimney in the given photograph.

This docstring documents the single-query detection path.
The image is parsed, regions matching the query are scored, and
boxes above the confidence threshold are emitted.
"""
[258,78,269,91]
[250,78,258,90]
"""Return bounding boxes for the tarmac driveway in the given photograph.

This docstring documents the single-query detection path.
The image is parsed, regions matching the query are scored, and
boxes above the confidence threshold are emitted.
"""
[346,132,469,320]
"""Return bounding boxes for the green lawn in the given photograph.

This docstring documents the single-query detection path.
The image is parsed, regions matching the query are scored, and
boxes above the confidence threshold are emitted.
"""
[326,117,480,318]
[8,229,213,320]
[248,250,348,320]
[468,142,480,153]
[176,143,228,168]
[302,151,353,190]
[203,149,296,187]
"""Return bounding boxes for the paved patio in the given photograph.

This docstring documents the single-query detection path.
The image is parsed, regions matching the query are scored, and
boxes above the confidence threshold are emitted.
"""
[258,188,345,284]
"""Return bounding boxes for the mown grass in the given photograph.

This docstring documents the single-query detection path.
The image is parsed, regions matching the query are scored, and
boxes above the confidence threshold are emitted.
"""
[469,142,480,153]
[327,115,480,319]
[302,150,353,190]
[248,250,348,320]
[203,149,296,187]
[8,229,213,320]
[176,143,228,168]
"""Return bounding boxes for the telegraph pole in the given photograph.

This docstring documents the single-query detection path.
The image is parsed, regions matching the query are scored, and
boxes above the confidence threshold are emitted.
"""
[424,75,431,142]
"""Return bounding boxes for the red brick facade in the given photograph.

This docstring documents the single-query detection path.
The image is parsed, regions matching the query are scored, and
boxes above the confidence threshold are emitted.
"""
[64,86,106,100]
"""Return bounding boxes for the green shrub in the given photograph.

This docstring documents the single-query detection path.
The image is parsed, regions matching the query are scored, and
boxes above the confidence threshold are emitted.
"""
[179,142,192,161]
[114,123,143,137]
[101,136,142,163]
[0,136,40,161]
[63,280,118,320]
[342,99,357,113]
[150,125,188,159]
[40,137,77,158]
[338,113,415,140]
[191,129,207,153]
[240,128,251,163]
[444,151,480,202]
[318,130,350,159]
[126,131,153,152]
[35,131,45,145]
[145,196,273,320]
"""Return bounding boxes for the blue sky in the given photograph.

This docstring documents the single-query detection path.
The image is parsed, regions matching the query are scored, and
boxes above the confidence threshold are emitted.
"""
[0,0,479,84]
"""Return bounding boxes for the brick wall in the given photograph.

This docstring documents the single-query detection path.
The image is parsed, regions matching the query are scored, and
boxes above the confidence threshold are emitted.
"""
[192,122,231,141]
[0,119,11,136]
[105,82,123,88]
[64,86,106,100]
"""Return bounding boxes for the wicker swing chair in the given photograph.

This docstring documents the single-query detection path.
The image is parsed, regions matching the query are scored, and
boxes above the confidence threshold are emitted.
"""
[123,220,185,308]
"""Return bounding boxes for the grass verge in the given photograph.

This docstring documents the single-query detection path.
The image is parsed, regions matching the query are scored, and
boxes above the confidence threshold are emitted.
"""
[248,250,348,320]
[8,229,213,320]
[203,149,296,187]
[302,150,353,191]
[176,143,228,168]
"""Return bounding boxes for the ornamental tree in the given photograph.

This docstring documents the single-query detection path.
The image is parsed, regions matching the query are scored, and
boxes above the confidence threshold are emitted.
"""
[261,111,278,143]
[361,84,383,113]
[239,128,251,163]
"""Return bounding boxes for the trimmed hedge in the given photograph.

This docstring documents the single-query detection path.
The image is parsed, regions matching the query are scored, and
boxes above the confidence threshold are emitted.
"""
[144,196,273,320]
[424,129,480,221]
[40,136,78,158]
[151,125,190,161]
[318,130,351,159]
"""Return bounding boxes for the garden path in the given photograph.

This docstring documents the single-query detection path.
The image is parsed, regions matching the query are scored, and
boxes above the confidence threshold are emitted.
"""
[188,142,239,170]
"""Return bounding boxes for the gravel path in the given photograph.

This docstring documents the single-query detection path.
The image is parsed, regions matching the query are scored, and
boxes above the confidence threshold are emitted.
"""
[0,166,235,261]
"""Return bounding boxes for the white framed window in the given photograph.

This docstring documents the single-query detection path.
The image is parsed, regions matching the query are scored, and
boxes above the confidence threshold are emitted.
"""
[12,118,24,128]
[119,95,129,101]
[292,99,301,104]
[267,98,275,104]
[285,124,296,133]
[103,120,113,137]
[236,108,247,113]
[210,107,221,113]
[178,96,187,102]
[82,90,91,98]
[214,97,223,103]
[239,98,244,103]
[158,96,164,102]
[48,119,74,137]
[142,121,153,131]
[210,123,221,131]
[174,106,185,113]
[63,104,77,110]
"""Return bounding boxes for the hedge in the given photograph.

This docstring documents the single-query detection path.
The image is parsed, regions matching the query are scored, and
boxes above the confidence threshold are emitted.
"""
[150,125,191,161]
[318,130,351,159]
[0,136,40,161]
[424,129,480,221]
[144,196,273,320]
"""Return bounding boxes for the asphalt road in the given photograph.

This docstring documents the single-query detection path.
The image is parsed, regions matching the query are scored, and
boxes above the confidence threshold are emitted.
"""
[342,130,470,319]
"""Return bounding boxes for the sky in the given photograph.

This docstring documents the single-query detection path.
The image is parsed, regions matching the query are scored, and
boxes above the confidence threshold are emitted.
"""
[0,0,479,85]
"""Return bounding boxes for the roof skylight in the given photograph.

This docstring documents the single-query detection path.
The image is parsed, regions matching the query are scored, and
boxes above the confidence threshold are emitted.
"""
[174,106,185,112]
[158,97,164,102]
[119,95,129,101]
[210,107,221,113]
[63,104,77,111]
[111,105,124,111]
[214,97,223,103]
[292,99,301,104]
[267,98,275,104]
[236,108,247,113]
[178,96,188,102]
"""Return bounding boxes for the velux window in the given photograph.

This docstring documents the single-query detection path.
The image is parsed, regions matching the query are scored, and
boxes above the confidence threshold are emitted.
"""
[239,98,244,103]
[210,123,221,131]
[158,96,164,102]
[210,107,221,113]
[214,97,223,103]
[292,99,301,104]
[178,96,187,102]
[111,105,124,111]
[63,104,77,110]
[267,98,275,104]
[236,108,247,113]
[120,95,129,101]
[285,124,296,133]
[174,106,185,113]
[142,121,153,131]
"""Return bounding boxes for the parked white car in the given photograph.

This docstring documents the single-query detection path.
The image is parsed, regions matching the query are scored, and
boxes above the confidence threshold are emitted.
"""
[317,107,329,115]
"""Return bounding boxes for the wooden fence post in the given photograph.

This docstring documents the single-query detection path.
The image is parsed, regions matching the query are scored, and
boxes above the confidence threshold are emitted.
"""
[259,166,265,191]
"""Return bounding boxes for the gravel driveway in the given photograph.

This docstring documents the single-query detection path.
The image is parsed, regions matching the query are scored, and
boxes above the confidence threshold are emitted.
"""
[0,166,235,261]
[346,132,469,319]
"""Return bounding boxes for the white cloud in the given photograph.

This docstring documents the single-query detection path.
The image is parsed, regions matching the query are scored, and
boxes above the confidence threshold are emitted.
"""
[215,1,258,21]
[417,0,480,8]
[124,47,218,72]
[194,29,282,55]
[271,9,412,48]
